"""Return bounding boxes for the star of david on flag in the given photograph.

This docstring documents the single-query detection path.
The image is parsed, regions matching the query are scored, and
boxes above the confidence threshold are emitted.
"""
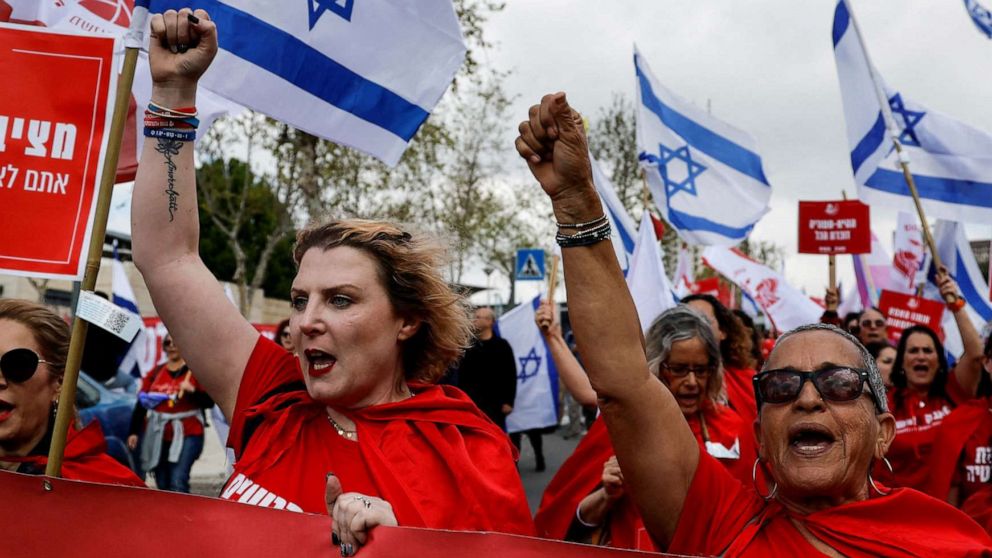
[833,0,992,225]
[145,0,466,166]
[634,47,771,246]
[495,296,559,434]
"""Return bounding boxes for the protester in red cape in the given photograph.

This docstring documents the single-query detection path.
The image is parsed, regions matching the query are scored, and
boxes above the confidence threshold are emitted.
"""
[884,283,985,492]
[127,333,213,492]
[865,341,897,389]
[130,9,532,556]
[515,91,992,556]
[535,305,755,551]
[274,319,295,354]
[682,293,759,422]
[0,299,143,486]
[924,334,992,530]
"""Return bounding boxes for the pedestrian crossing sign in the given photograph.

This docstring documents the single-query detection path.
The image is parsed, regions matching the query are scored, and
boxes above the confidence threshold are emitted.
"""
[515,249,545,281]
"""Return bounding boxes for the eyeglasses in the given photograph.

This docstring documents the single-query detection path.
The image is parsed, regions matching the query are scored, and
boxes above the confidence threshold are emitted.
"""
[661,363,715,378]
[280,331,291,339]
[860,319,885,328]
[0,348,49,384]
[753,366,882,411]
[162,339,173,348]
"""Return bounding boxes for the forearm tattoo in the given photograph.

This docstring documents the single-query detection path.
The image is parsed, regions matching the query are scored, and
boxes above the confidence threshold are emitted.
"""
[154,138,183,222]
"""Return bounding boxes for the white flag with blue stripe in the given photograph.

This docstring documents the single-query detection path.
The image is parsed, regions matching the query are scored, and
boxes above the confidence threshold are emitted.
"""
[591,153,637,272]
[634,47,771,246]
[923,221,992,360]
[626,212,679,332]
[146,0,466,167]
[497,296,559,434]
[833,0,992,225]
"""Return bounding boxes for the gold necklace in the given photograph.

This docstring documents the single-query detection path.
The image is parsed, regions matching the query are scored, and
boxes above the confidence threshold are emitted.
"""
[326,414,357,440]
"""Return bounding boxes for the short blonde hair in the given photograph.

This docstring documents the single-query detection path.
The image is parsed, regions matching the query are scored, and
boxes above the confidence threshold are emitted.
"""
[294,219,472,383]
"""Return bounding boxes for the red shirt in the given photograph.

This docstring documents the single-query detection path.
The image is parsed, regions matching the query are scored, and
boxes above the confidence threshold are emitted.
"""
[221,337,534,535]
[139,364,206,439]
[534,403,755,551]
[958,408,992,502]
[722,366,758,425]
[887,376,968,491]
[670,447,992,557]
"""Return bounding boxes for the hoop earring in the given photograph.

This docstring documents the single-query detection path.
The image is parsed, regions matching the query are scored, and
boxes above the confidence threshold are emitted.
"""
[752,458,778,501]
[869,457,894,496]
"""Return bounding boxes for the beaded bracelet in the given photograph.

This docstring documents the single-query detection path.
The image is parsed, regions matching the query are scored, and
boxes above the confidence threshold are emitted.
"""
[556,214,608,230]
[556,220,612,248]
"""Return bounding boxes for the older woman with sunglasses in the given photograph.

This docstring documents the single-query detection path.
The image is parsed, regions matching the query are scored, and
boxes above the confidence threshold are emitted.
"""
[883,277,986,493]
[516,92,991,555]
[0,299,143,486]
[130,10,532,556]
[534,305,754,551]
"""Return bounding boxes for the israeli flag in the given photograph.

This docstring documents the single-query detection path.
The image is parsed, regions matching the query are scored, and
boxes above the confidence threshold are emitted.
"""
[634,47,771,246]
[147,0,466,167]
[833,0,992,225]
[917,220,990,358]
[590,153,637,272]
[497,296,559,434]
[965,0,992,38]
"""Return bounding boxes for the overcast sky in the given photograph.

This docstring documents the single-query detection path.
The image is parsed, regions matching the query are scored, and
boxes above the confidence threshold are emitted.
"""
[480,0,992,298]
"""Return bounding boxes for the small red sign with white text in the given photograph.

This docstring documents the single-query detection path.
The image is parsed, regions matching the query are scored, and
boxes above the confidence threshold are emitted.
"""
[878,290,945,345]
[797,200,871,255]
[0,24,118,280]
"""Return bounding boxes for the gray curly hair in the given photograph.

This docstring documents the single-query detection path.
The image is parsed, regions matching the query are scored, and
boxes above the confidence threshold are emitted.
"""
[767,323,888,413]
[645,305,724,406]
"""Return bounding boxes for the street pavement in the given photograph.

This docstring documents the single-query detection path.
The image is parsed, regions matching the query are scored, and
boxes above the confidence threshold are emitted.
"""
[189,423,584,513]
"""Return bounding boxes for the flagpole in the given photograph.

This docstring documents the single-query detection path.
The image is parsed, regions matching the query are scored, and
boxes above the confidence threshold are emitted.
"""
[844,0,953,303]
[45,30,144,478]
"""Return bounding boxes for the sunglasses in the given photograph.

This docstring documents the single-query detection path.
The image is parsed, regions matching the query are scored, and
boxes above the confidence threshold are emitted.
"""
[0,348,49,384]
[162,339,174,348]
[661,363,715,378]
[860,319,885,328]
[280,331,291,339]
[753,366,882,412]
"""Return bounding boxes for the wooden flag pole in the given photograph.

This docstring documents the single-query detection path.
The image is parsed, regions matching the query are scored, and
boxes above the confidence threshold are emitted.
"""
[828,255,837,293]
[45,44,141,477]
[547,254,560,306]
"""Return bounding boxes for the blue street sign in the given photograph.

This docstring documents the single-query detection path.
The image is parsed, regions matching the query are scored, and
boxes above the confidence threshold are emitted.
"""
[515,249,546,281]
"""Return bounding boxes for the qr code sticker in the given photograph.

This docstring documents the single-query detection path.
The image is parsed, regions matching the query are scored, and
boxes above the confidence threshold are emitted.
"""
[107,309,128,335]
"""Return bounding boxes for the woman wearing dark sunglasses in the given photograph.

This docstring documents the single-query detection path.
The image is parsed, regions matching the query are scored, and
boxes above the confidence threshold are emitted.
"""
[516,92,991,555]
[534,305,755,551]
[883,273,986,493]
[0,299,143,486]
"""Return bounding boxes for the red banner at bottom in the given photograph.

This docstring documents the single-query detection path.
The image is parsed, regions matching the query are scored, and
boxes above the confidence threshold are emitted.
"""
[1,471,668,557]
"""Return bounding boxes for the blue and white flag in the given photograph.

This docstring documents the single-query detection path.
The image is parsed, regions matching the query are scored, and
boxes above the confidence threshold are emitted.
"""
[147,0,466,166]
[111,245,145,379]
[634,47,771,246]
[626,212,679,333]
[590,153,637,272]
[496,296,559,434]
[923,221,992,360]
[833,0,992,225]
[965,0,992,38]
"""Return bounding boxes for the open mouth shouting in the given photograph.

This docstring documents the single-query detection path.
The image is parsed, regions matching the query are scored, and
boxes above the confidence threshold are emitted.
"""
[304,349,337,378]
[788,422,836,458]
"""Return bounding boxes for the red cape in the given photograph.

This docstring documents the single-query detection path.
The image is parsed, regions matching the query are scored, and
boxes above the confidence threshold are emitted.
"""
[237,383,535,536]
[2,421,144,487]
[535,406,755,551]
[923,398,989,500]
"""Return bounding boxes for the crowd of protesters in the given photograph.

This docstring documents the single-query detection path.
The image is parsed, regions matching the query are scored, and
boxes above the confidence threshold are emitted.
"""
[2,8,992,557]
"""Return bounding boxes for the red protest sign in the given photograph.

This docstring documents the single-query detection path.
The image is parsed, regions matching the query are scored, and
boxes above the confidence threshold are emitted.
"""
[689,277,732,308]
[0,25,118,280]
[797,200,871,255]
[878,289,945,345]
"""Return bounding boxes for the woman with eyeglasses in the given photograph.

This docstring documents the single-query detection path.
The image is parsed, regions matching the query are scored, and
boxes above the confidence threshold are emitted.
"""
[681,293,759,422]
[883,275,986,493]
[0,299,143,486]
[534,305,755,551]
[274,319,294,353]
[127,334,212,491]
[130,10,532,556]
[516,92,990,554]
